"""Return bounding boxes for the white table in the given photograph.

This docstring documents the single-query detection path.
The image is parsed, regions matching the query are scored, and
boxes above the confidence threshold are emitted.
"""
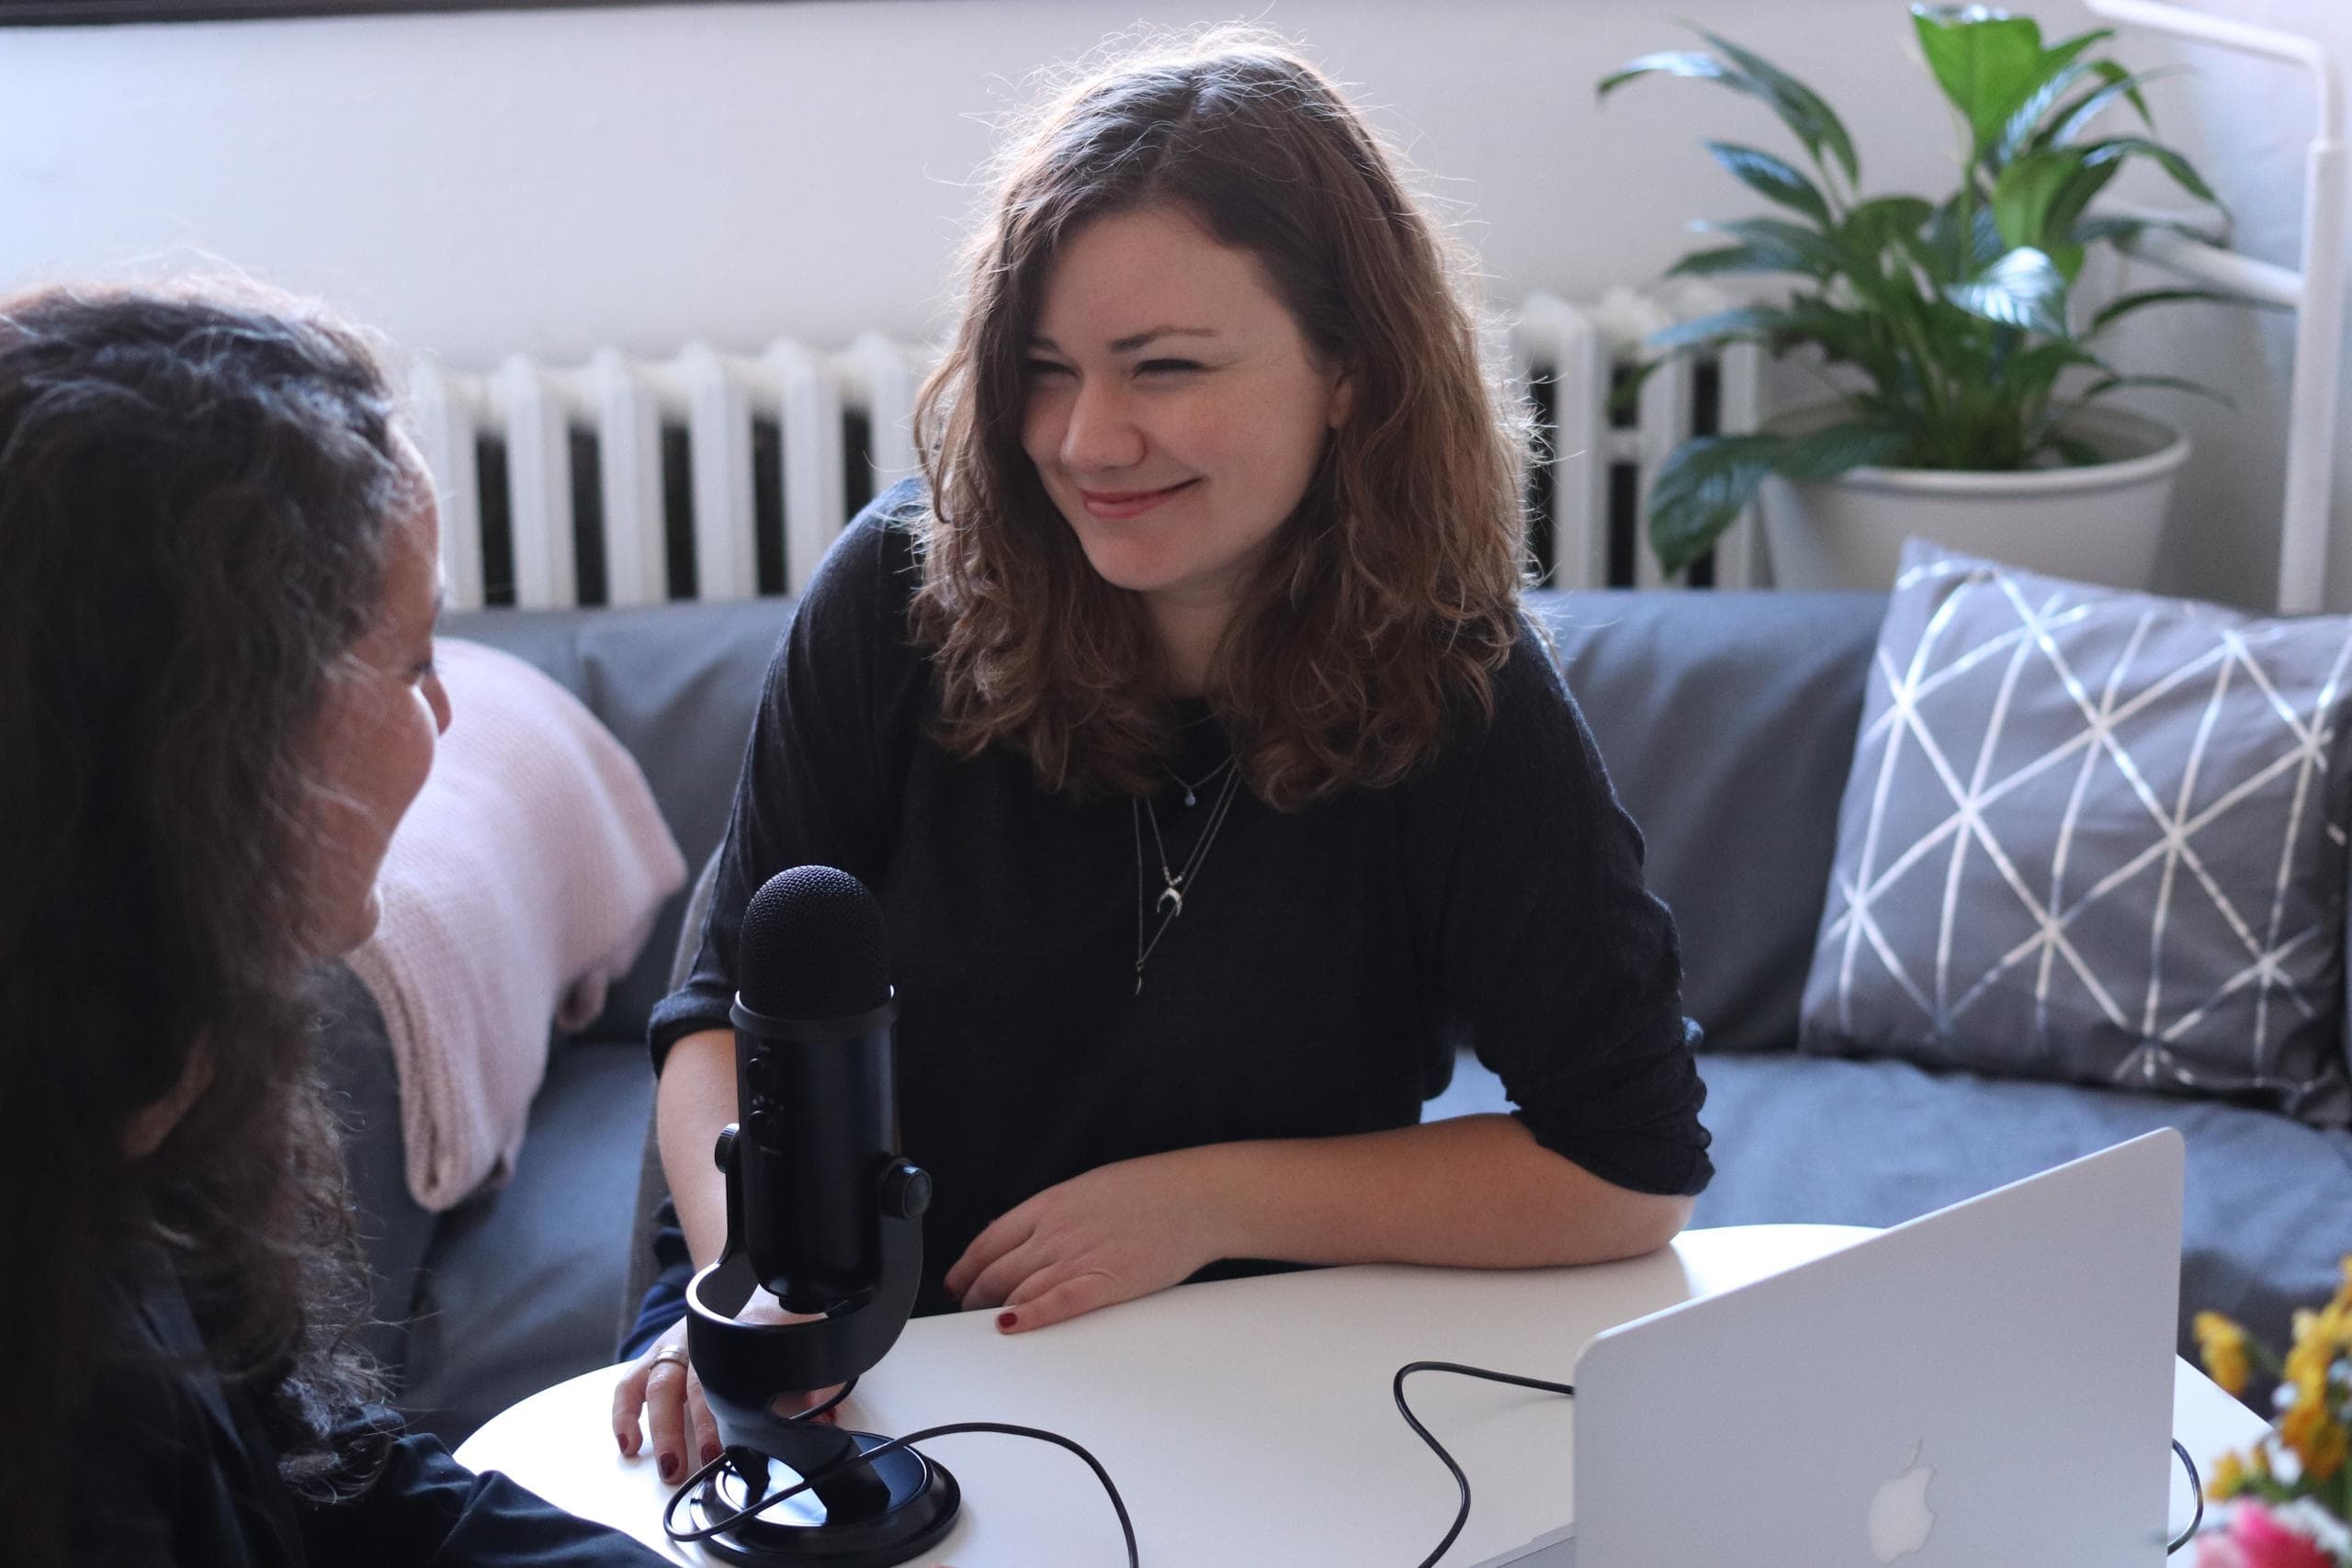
[458,1224,2266,1565]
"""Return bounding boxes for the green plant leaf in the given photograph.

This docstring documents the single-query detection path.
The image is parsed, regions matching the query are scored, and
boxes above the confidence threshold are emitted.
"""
[1777,420,1920,479]
[1704,141,1835,225]
[1647,423,1911,575]
[2004,339,2106,403]
[1641,304,1795,355]
[1843,197,1937,254]
[2039,62,2165,149]
[1646,434,1784,576]
[1924,198,2007,283]
[1994,56,2097,168]
[2047,434,2106,466]
[2070,211,2224,248]
[1942,246,2071,336]
[1680,216,1849,277]
[2086,287,2267,337]
[1663,243,1791,278]
[1693,28,1861,183]
[1984,31,2115,168]
[1776,295,1912,384]
[1992,148,2082,251]
[1912,6,2052,160]
[1597,50,1740,97]
[2079,136,2221,205]
[2044,157,2124,249]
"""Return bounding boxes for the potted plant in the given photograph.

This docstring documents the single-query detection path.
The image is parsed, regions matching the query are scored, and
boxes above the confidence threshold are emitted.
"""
[1597,5,2265,589]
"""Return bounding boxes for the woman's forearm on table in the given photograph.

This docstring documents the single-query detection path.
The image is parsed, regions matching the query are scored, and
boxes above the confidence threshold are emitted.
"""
[1193,1112,1690,1270]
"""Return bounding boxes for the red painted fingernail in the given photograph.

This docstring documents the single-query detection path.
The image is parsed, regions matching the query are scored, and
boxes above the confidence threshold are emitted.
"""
[997,1311,1017,1331]
[659,1453,680,1483]
[615,1430,629,1456]
[701,1439,722,1465]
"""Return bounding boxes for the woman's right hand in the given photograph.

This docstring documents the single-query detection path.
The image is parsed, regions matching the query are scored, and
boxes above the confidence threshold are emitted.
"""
[610,1296,845,1484]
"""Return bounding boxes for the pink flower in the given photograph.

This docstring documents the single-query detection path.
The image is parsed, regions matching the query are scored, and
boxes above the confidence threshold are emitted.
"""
[2199,1503,2338,1568]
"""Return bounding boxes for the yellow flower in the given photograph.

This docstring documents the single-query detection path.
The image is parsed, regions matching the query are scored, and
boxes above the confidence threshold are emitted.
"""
[2198,1312,2253,1397]
[2279,1392,2349,1483]
[2283,1309,2343,1404]
[2207,1450,2246,1501]
[2305,1417,2348,1483]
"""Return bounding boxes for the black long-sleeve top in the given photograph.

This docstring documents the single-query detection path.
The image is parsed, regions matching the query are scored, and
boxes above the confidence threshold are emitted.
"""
[650,481,1711,1310]
[77,1273,666,1568]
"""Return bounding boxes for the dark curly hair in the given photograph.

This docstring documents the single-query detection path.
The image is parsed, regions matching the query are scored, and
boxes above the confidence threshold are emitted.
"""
[913,28,1530,809]
[0,283,417,1568]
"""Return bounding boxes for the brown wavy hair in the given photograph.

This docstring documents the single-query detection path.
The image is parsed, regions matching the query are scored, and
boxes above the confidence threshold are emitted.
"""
[912,28,1530,808]
[0,284,414,1568]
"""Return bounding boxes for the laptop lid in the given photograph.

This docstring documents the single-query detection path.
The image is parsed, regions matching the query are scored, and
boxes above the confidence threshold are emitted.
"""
[1569,1130,2185,1568]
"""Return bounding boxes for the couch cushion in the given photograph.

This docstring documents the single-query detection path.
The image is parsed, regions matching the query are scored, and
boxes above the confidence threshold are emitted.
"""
[443,599,793,1046]
[1688,1049,2352,1363]
[346,637,684,1210]
[1430,1044,2352,1364]
[1528,588,1887,1051]
[396,1037,656,1448]
[311,961,437,1385]
[1800,543,2352,1122]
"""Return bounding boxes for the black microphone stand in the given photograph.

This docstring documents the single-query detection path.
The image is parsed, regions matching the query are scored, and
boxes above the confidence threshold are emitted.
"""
[678,1128,960,1565]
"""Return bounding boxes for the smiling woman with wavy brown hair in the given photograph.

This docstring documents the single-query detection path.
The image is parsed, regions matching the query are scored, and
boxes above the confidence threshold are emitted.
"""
[912,30,1528,809]
[625,29,1711,1486]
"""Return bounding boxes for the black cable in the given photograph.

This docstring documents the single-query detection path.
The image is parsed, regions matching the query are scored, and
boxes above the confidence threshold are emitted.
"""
[2168,1438,2203,1554]
[1393,1360,1577,1568]
[662,1416,1139,1567]
[656,1360,2193,1565]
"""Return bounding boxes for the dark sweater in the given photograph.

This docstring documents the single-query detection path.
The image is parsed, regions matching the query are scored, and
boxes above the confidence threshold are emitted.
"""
[78,1274,665,1568]
[650,480,1712,1311]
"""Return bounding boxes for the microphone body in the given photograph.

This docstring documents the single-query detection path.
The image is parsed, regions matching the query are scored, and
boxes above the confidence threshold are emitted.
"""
[729,990,899,1313]
[680,865,956,1566]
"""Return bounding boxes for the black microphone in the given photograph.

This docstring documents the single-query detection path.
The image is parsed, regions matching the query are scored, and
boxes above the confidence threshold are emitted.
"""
[729,863,906,1313]
[677,864,958,1566]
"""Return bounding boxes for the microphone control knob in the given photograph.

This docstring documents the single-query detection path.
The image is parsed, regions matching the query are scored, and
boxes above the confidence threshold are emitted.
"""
[712,1124,738,1174]
[746,1108,786,1153]
[880,1160,933,1221]
[745,1053,781,1099]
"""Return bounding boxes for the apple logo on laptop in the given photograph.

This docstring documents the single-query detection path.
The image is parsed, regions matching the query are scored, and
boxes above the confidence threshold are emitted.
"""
[1868,1440,1936,1562]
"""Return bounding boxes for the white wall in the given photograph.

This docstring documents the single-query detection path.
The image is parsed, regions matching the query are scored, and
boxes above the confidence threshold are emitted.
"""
[2,0,2344,609]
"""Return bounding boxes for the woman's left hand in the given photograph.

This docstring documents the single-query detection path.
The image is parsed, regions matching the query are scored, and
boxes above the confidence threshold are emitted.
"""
[943,1149,1232,1332]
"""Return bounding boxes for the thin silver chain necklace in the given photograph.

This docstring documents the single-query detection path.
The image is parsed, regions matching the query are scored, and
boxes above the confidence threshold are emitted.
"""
[1130,766,1246,996]
[1168,754,1235,807]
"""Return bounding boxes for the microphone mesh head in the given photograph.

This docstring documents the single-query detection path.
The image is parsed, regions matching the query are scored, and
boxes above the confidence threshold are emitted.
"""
[737,864,890,1019]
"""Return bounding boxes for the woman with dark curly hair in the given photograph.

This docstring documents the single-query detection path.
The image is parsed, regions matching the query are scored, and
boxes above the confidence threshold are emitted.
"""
[0,285,665,1568]
[616,30,1713,1481]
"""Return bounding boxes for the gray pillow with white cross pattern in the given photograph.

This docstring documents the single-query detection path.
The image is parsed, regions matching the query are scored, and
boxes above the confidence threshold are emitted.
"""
[1799,539,2352,1125]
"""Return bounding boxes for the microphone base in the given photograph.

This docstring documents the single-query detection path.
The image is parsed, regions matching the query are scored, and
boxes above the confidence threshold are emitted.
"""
[689,1432,960,1567]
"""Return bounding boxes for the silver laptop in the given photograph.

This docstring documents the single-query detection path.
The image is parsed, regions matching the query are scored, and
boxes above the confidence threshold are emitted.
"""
[1549,1130,2185,1568]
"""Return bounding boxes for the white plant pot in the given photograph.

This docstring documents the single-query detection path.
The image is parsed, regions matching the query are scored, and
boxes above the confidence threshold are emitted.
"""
[1755,406,2189,592]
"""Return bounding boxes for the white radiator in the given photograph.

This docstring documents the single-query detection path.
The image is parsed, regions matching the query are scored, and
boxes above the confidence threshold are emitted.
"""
[410,333,927,611]
[1512,286,1764,591]
[412,294,1758,611]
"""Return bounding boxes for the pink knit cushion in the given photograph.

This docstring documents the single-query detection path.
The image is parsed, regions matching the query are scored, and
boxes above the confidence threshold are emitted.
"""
[345,637,686,1211]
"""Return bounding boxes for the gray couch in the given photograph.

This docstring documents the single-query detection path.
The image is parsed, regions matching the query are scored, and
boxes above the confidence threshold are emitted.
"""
[324,586,2352,1447]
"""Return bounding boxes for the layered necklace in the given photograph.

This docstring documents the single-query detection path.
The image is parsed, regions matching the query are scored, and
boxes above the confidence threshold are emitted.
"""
[1129,756,1245,996]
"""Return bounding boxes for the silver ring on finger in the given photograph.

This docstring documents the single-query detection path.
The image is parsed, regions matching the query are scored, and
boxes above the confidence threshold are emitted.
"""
[647,1345,691,1374]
